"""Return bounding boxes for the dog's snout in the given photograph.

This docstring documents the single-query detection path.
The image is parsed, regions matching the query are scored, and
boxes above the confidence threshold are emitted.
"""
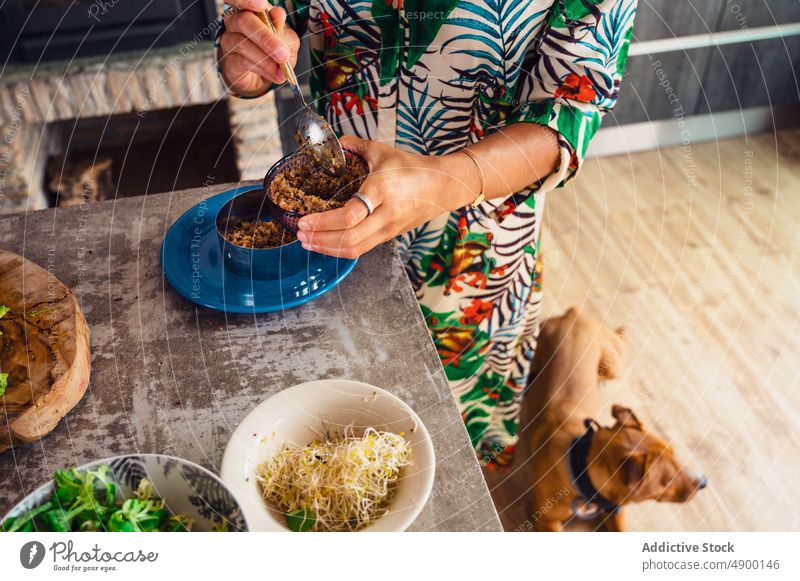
[688,470,708,490]
[685,470,707,491]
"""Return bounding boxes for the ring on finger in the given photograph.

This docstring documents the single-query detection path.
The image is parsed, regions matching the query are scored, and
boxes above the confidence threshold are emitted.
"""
[352,192,374,216]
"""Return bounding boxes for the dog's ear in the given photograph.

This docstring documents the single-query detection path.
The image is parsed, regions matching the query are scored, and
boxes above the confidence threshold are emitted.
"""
[621,452,647,488]
[622,452,670,500]
[598,327,626,379]
[612,404,643,429]
[94,157,113,172]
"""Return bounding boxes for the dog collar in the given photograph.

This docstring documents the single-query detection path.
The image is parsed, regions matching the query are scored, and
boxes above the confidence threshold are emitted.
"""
[567,419,621,515]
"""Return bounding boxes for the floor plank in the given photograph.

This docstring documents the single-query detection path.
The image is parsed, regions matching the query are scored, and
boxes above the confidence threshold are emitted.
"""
[493,128,800,531]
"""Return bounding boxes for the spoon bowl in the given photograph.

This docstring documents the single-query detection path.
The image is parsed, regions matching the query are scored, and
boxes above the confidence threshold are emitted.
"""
[295,108,346,177]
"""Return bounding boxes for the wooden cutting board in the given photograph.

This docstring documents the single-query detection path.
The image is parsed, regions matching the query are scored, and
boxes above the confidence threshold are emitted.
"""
[0,250,91,453]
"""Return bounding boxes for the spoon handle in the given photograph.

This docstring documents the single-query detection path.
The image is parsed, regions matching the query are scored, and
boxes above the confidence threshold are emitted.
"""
[256,11,304,102]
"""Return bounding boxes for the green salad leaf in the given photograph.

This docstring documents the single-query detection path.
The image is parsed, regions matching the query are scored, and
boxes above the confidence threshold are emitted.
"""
[286,508,316,532]
[0,465,207,533]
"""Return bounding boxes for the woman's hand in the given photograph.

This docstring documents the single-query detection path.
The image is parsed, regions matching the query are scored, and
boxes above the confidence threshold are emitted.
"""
[218,1,300,95]
[296,136,479,259]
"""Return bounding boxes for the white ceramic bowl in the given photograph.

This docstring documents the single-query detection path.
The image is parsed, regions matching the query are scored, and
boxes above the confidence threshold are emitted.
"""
[221,379,435,532]
[2,454,248,531]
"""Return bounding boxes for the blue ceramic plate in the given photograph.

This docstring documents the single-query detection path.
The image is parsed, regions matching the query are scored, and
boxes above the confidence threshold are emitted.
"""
[160,185,357,313]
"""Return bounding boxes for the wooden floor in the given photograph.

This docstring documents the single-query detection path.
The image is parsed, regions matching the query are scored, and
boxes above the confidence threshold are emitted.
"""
[491,128,800,531]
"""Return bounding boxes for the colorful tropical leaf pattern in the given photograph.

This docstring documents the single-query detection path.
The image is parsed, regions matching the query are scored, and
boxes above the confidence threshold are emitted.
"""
[222,0,636,466]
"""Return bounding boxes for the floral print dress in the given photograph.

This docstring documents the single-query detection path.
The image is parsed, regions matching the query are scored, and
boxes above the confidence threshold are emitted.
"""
[219,0,637,467]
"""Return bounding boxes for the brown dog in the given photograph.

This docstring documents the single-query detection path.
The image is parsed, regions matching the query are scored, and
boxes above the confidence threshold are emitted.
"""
[491,308,706,531]
[46,155,113,207]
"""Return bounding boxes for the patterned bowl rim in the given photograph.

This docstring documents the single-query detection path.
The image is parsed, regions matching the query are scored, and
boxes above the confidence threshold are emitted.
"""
[1,453,249,530]
[263,154,303,221]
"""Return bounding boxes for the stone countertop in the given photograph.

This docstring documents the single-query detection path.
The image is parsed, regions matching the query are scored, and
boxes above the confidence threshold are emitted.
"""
[0,185,501,532]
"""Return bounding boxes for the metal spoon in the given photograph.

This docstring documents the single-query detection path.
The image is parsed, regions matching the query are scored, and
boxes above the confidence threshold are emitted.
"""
[257,11,346,177]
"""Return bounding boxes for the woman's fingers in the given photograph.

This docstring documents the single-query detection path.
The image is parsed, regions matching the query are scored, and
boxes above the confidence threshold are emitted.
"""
[219,33,283,83]
[219,53,271,87]
[297,203,388,249]
[339,134,385,168]
[297,195,372,233]
[220,49,283,85]
[298,170,390,232]
[293,136,398,245]
[266,7,300,57]
[296,141,391,233]
[225,0,271,10]
[219,4,299,93]
[268,6,287,30]
[300,212,398,259]
[226,10,290,63]
[339,134,369,151]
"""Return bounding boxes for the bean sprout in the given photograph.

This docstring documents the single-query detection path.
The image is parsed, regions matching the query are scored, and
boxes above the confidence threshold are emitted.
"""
[257,427,412,531]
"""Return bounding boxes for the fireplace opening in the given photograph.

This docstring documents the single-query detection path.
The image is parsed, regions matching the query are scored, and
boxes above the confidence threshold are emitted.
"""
[45,101,240,207]
[0,1,283,216]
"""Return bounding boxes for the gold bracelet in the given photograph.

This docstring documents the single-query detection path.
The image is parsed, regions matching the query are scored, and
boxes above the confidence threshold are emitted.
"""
[460,147,486,208]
